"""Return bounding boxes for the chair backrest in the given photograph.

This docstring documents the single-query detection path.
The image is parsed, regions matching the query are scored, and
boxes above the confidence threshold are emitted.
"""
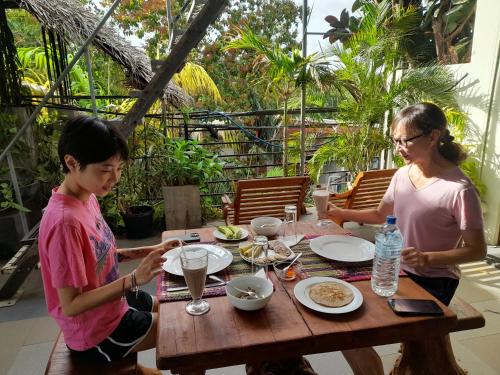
[232,176,310,224]
[346,169,397,210]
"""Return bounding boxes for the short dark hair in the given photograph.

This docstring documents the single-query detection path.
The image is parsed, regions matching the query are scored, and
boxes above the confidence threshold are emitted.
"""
[58,116,129,173]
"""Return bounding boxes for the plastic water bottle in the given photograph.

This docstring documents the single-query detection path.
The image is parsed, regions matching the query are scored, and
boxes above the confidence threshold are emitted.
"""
[371,215,403,297]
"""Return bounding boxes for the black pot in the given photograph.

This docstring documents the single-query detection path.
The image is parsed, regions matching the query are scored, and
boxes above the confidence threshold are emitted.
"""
[121,205,153,239]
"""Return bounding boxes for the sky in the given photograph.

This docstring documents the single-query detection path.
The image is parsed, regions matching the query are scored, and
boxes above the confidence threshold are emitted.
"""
[294,0,354,54]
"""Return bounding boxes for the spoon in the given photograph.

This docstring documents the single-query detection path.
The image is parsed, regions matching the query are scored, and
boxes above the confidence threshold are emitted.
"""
[259,223,277,228]
[282,252,303,273]
[231,285,262,299]
[208,275,225,284]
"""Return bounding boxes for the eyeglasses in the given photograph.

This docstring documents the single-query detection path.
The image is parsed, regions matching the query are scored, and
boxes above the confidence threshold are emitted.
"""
[391,133,426,148]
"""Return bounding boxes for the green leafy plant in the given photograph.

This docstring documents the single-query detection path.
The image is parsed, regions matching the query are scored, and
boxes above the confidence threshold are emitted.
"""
[0,182,30,213]
[151,138,223,187]
[460,158,487,198]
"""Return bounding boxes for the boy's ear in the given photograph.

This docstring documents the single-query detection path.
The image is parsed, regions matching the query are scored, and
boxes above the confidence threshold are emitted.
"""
[64,155,79,172]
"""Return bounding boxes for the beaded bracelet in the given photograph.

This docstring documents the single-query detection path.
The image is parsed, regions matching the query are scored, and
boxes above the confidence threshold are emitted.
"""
[121,276,126,301]
[131,270,139,298]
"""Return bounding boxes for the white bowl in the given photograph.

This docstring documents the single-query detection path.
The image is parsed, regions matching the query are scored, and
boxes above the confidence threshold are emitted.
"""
[225,276,273,311]
[251,217,282,236]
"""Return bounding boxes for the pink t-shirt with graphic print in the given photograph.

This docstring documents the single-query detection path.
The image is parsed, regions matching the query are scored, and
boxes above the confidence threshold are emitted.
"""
[382,165,483,279]
[38,188,128,351]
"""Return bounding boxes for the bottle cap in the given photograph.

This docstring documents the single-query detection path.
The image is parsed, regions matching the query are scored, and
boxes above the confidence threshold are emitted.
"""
[386,215,396,225]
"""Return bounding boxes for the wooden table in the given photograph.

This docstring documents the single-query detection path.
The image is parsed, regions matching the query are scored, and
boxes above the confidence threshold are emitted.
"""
[157,223,458,374]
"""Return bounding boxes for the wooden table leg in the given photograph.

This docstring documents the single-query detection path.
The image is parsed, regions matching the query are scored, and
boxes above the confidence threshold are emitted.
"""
[391,335,466,375]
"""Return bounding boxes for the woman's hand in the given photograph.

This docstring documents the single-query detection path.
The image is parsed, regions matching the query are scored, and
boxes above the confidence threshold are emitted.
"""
[134,248,165,286]
[401,247,428,269]
[325,202,342,220]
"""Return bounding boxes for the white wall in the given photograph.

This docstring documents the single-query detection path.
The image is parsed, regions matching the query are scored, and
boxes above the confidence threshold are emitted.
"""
[450,0,500,244]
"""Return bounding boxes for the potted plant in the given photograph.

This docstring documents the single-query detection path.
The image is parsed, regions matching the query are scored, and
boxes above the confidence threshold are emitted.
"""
[115,160,154,239]
[151,138,223,230]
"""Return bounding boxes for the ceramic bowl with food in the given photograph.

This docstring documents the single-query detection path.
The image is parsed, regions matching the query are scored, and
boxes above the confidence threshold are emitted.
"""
[225,276,273,311]
[250,217,282,237]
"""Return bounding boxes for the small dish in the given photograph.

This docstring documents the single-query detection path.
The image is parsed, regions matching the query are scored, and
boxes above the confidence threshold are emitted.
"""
[273,259,303,281]
[213,228,249,241]
[238,240,294,265]
[225,276,273,311]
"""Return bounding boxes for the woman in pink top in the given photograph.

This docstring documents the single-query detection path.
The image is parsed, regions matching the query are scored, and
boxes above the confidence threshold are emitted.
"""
[327,103,487,374]
[38,116,179,375]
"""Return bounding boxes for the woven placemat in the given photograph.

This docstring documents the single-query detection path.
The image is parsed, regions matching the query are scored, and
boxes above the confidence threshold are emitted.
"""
[157,236,384,302]
[157,242,259,302]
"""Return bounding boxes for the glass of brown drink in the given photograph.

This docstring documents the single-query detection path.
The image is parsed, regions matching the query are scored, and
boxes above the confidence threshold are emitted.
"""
[180,247,210,315]
[312,187,333,227]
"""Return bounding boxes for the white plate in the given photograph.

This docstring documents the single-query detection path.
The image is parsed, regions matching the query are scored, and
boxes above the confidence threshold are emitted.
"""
[293,277,363,314]
[213,228,249,241]
[162,244,233,276]
[309,235,375,262]
[238,241,295,266]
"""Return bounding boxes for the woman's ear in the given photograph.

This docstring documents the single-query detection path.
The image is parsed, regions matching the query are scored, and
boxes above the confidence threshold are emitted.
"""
[64,155,79,173]
[429,129,441,147]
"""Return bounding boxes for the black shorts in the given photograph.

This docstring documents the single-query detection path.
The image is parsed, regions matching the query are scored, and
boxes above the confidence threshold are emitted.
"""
[406,271,459,306]
[68,290,154,363]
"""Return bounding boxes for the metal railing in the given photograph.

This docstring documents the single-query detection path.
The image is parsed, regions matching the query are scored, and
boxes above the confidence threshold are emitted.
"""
[0,0,121,235]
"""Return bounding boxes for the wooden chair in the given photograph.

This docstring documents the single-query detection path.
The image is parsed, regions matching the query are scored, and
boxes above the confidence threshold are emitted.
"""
[45,332,138,375]
[222,176,310,225]
[329,169,397,227]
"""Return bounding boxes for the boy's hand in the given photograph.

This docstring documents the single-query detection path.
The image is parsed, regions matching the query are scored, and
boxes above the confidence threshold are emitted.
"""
[134,248,165,286]
[154,239,182,253]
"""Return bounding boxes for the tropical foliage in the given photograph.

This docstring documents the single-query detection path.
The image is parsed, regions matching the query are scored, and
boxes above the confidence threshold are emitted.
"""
[324,0,477,65]
[309,0,462,181]
[225,27,331,176]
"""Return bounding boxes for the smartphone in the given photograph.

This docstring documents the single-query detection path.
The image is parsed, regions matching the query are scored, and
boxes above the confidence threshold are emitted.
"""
[388,299,444,316]
[177,232,201,243]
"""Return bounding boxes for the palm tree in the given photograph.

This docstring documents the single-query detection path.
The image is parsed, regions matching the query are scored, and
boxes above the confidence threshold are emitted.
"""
[224,27,330,176]
[308,0,462,181]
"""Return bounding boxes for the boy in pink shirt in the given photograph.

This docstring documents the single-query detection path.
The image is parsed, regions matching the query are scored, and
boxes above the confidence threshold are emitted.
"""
[38,116,178,373]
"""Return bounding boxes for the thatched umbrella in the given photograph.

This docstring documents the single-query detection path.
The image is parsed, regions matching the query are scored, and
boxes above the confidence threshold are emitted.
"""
[17,0,191,108]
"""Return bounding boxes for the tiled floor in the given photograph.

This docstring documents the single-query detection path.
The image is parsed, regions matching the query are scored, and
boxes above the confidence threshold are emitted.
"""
[2,211,499,374]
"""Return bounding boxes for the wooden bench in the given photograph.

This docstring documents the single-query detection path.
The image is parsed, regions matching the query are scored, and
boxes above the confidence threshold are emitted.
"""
[45,332,138,375]
[449,295,485,332]
[222,176,310,225]
[329,168,397,227]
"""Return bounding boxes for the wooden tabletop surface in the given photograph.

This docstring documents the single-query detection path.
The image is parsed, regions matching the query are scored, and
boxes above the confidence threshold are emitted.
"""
[157,223,457,373]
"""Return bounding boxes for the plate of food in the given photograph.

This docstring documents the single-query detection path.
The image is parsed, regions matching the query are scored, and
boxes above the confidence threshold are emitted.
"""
[293,276,363,314]
[162,244,233,276]
[213,225,249,241]
[239,240,294,265]
[309,235,375,263]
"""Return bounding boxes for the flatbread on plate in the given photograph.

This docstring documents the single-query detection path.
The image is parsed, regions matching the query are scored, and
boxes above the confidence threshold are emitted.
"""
[308,282,354,307]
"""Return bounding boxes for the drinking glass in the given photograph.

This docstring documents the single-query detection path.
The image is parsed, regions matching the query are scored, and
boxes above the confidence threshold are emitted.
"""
[280,205,298,243]
[312,186,333,227]
[180,247,210,315]
[252,235,269,277]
